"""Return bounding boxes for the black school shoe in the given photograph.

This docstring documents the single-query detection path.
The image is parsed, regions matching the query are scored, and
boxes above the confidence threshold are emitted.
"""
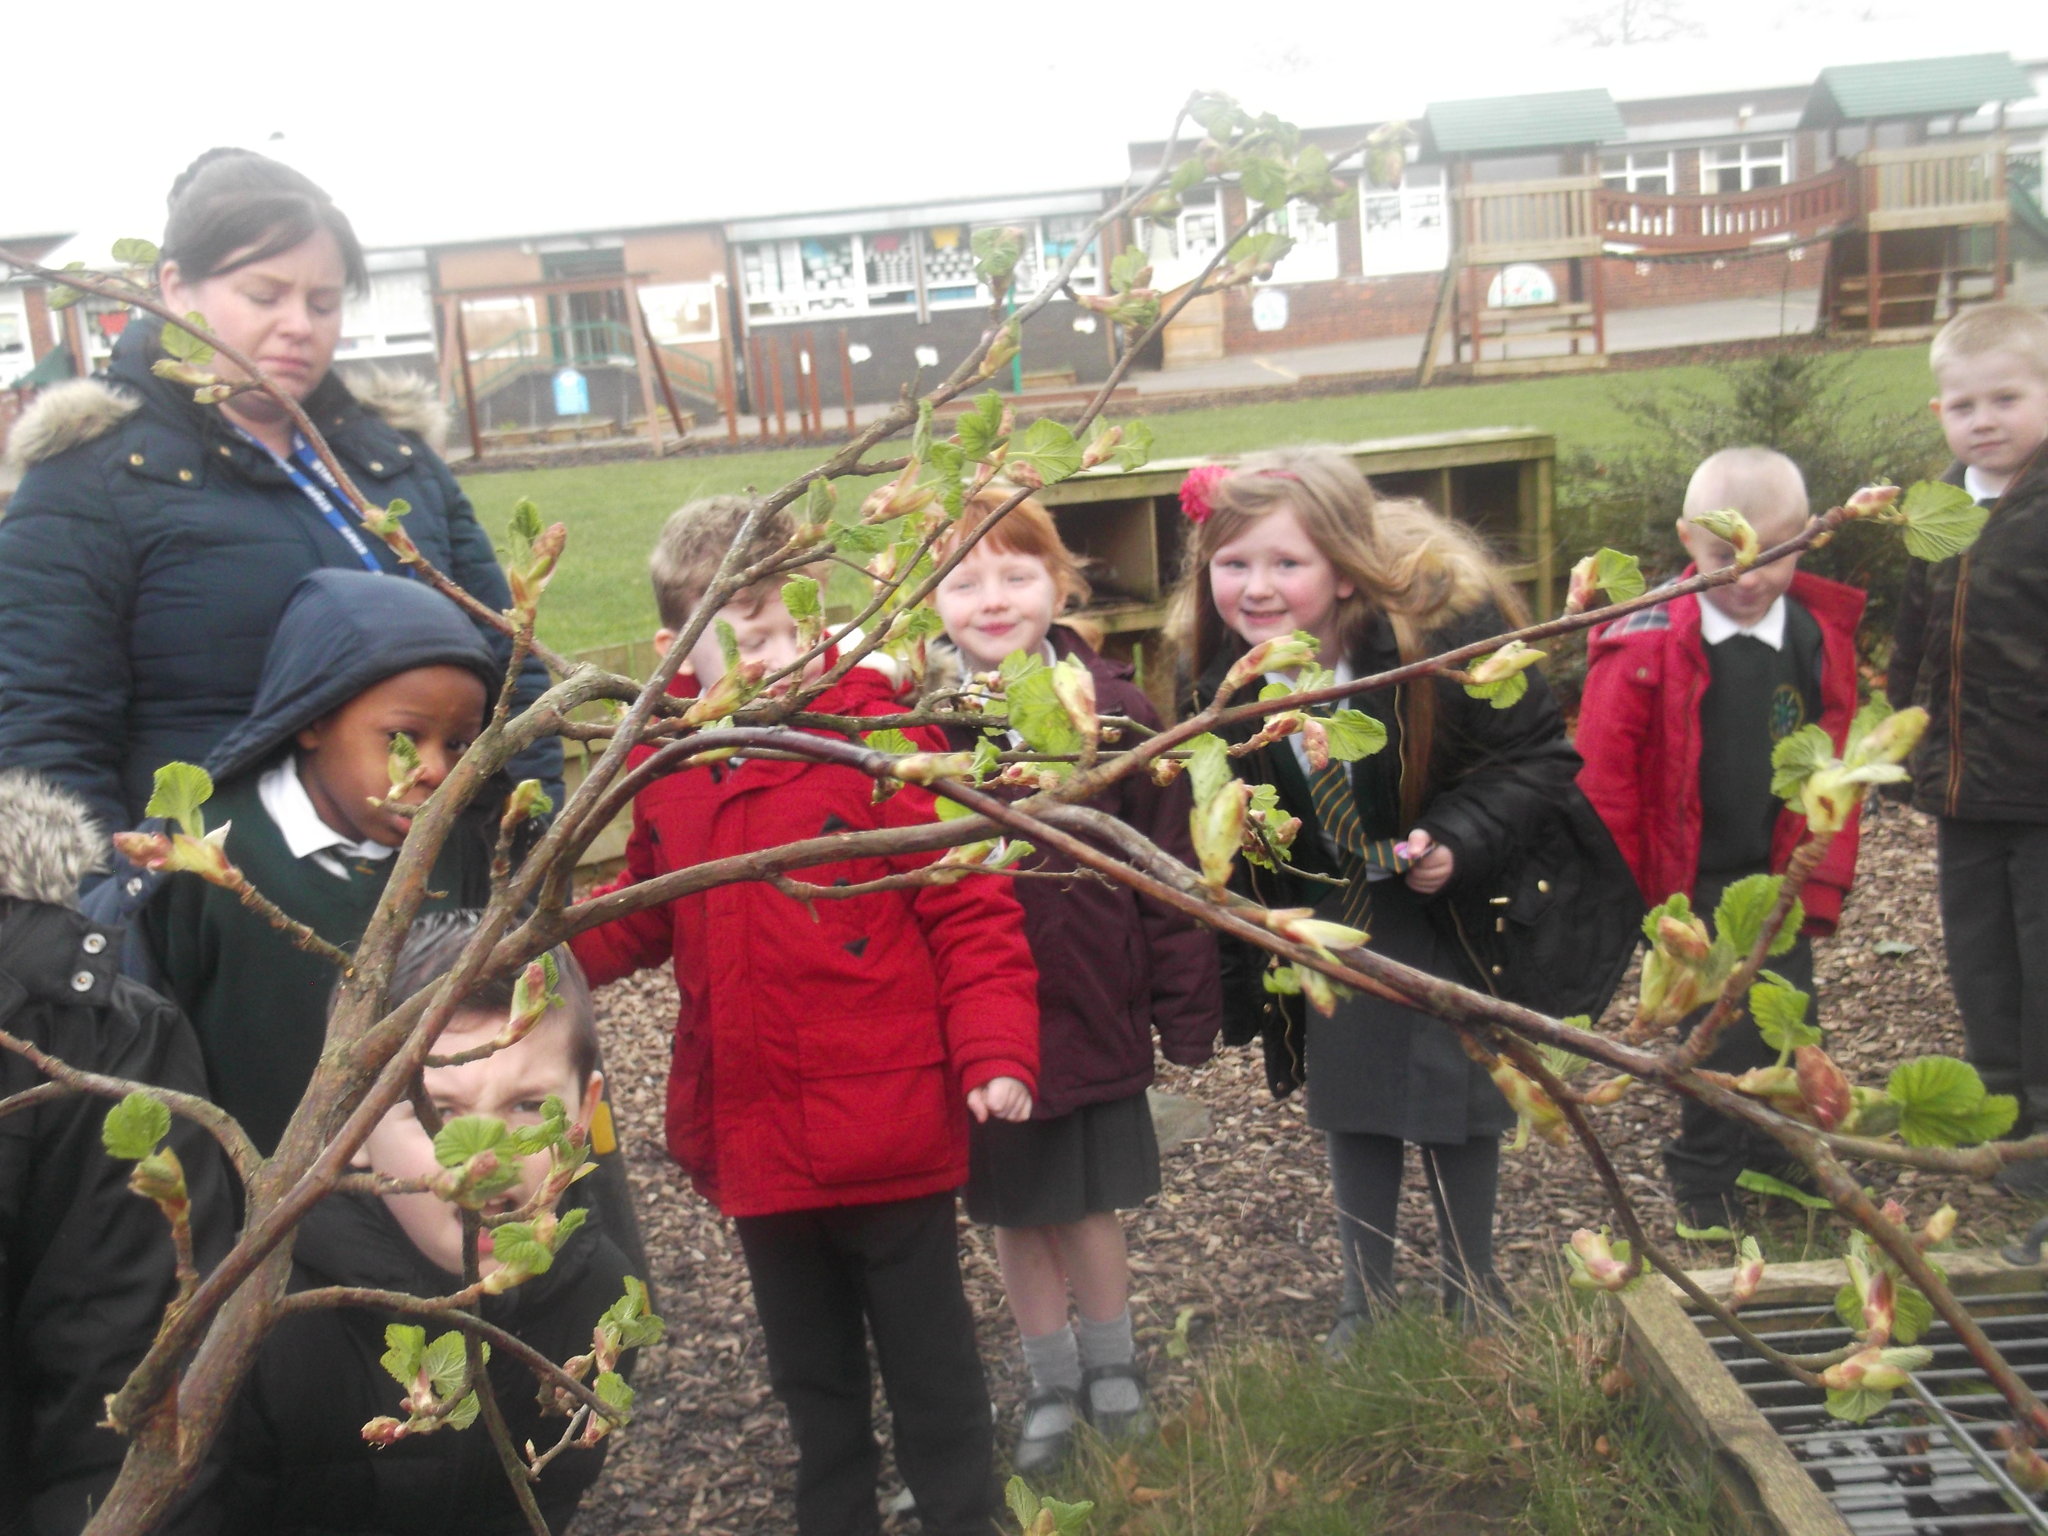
[1081,1361,1152,1442]
[1013,1385,1081,1475]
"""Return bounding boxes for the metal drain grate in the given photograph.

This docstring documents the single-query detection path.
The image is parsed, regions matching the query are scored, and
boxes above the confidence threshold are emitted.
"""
[1697,1293,2048,1534]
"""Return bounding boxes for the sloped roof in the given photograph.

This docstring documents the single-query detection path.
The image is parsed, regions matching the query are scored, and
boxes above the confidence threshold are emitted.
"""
[1425,89,1625,156]
[1801,53,2037,127]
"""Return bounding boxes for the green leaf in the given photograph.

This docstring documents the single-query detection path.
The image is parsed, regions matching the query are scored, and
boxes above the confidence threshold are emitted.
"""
[1898,479,1991,562]
[1750,978,1821,1054]
[488,1220,554,1279]
[1836,1279,1935,1344]
[1826,1385,1897,1424]
[380,1323,427,1387]
[971,225,1024,288]
[1109,247,1150,295]
[508,497,542,544]
[1322,709,1388,762]
[1715,874,1782,957]
[433,1114,508,1168]
[956,392,1007,462]
[1737,1168,1834,1210]
[1040,1494,1096,1534]
[1007,419,1083,488]
[1089,418,1154,471]
[1005,1476,1042,1529]
[969,735,1001,782]
[1872,939,1918,958]
[160,312,215,366]
[862,728,918,757]
[1240,157,1291,210]
[1592,548,1647,604]
[1006,666,1084,756]
[112,237,160,266]
[503,1094,568,1158]
[714,619,741,676]
[782,574,822,624]
[420,1330,471,1400]
[1675,1222,1736,1242]
[1185,733,1233,809]
[102,1092,171,1161]
[1641,891,1697,945]
[594,1369,636,1419]
[998,648,1045,686]
[599,1277,668,1350]
[911,400,934,466]
[144,761,215,839]
[444,1390,481,1431]
[1463,670,1529,711]
[1769,725,1835,802]
[1885,1055,2019,1147]
[830,520,893,558]
[1227,230,1294,270]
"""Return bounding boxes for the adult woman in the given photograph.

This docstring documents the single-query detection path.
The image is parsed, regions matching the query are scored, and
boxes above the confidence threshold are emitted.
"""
[0,149,557,838]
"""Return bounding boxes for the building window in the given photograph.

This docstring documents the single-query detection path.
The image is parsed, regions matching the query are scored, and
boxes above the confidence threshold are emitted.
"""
[1703,138,1790,193]
[1136,186,1224,288]
[1261,200,1340,284]
[1600,151,1675,195]
[1360,166,1449,276]
[1041,212,1102,293]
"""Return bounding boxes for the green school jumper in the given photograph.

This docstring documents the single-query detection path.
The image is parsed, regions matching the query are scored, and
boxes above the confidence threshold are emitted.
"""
[143,776,492,1154]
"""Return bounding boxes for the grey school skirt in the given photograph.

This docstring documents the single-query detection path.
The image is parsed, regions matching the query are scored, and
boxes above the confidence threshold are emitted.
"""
[964,1090,1161,1227]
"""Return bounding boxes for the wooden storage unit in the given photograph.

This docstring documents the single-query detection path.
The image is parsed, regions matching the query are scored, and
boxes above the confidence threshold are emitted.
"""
[1034,427,1560,642]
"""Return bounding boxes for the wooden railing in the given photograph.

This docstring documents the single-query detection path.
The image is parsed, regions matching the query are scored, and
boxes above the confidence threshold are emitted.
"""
[1596,163,1855,252]
[1861,140,2007,232]
[1456,176,1603,263]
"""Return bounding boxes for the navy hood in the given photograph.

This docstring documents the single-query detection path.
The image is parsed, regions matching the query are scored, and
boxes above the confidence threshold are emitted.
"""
[206,570,502,785]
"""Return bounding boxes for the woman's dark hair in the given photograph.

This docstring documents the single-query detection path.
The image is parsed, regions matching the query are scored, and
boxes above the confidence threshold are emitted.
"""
[161,148,369,291]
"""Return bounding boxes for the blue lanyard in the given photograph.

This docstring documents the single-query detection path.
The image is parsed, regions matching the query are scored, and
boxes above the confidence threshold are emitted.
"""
[238,426,389,574]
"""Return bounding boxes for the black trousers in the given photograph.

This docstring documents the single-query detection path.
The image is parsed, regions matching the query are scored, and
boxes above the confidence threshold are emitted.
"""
[1938,819,2048,1133]
[1663,869,1817,1206]
[1326,1131,1506,1316]
[734,1192,994,1536]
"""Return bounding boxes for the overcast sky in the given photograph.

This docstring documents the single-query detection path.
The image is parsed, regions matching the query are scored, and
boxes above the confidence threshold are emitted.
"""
[7,0,2042,251]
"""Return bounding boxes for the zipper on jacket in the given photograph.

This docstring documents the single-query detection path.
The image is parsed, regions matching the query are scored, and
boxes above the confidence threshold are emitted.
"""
[1945,552,1971,817]
[1447,902,1502,1001]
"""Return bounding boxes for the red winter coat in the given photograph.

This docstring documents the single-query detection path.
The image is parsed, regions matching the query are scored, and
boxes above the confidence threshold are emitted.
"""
[570,665,1040,1218]
[936,627,1221,1119]
[1575,569,1864,935]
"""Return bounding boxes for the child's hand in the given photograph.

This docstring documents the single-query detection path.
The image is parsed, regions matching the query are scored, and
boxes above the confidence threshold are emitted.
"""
[1400,828,1455,895]
[968,1076,1033,1123]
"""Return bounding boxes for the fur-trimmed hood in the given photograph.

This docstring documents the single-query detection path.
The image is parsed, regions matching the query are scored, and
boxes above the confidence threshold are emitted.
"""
[0,769,106,907]
[5,353,446,471]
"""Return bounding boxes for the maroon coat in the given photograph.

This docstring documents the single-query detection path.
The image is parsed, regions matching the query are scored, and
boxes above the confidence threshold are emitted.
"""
[940,627,1220,1119]
[1575,569,1865,935]
[571,665,1040,1218]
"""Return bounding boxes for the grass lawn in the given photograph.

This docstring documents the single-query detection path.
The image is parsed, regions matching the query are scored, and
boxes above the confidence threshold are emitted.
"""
[461,343,1939,656]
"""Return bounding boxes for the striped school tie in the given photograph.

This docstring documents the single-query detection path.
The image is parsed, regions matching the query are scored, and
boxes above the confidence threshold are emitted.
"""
[1304,760,1408,933]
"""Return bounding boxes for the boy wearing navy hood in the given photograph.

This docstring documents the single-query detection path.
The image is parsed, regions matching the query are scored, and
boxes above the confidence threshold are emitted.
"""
[123,568,504,1155]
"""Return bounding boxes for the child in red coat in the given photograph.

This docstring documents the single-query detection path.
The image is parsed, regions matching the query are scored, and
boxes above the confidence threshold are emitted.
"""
[1576,448,1864,1230]
[570,497,1040,1536]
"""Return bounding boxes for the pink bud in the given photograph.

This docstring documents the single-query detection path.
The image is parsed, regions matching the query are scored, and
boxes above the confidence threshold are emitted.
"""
[1731,1254,1765,1308]
[1565,555,1599,615]
[1656,913,1713,962]
[1843,483,1902,519]
[1795,1046,1852,1131]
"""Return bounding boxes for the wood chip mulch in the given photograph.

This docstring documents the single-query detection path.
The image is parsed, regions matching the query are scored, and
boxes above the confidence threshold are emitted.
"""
[574,802,2001,1534]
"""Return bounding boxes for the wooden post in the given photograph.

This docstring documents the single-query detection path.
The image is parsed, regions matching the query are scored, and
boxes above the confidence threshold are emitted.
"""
[1590,246,1608,357]
[839,325,856,434]
[1994,136,2010,301]
[768,334,788,442]
[747,334,768,440]
[800,329,820,437]
[622,279,666,458]
[633,282,693,443]
[718,301,741,444]
[453,300,484,462]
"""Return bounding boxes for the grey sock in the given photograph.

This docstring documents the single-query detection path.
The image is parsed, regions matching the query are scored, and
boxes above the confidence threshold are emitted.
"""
[1077,1310,1142,1415]
[1022,1323,1082,1395]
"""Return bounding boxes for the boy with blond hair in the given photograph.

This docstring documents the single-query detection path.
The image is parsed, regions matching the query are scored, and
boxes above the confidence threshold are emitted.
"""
[1890,303,2048,1194]
[571,497,1040,1536]
[1578,448,1865,1228]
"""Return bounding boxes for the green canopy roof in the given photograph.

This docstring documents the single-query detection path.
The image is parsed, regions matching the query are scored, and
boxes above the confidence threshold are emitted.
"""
[1802,53,2036,127]
[1424,89,1625,156]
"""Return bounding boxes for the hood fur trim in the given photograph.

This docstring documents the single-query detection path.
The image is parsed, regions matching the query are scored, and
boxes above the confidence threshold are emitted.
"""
[339,365,449,452]
[0,770,107,907]
[4,379,141,470]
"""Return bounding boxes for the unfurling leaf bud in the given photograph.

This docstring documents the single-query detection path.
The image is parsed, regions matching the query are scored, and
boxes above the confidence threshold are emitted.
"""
[1566,555,1600,615]
[502,779,554,827]
[1656,911,1714,962]
[1225,632,1320,689]
[1846,705,1928,772]
[1050,657,1099,746]
[1299,714,1331,771]
[1466,640,1548,685]
[680,661,767,726]
[1191,780,1251,893]
[886,752,978,786]
[128,1147,188,1213]
[1263,908,1368,954]
[1565,1228,1635,1291]
[1490,1062,1568,1149]
[1795,1046,1852,1131]
[1080,425,1123,470]
[1686,508,1761,567]
[114,826,239,885]
[1579,1074,1636,1107]
[1842,483,1902,520]
[1918,1205,1957,1249]
[1730,1238,1765,1308]
[2008,1436,2048,1494]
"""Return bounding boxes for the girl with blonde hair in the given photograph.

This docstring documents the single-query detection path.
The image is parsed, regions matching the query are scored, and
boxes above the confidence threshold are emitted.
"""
[1169,446,1580,1350]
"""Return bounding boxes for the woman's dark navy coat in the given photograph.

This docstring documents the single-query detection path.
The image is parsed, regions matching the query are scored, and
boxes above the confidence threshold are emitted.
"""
[0,320,559,837]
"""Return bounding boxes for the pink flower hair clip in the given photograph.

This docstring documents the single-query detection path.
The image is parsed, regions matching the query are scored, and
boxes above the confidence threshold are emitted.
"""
[1178,463,1232,525]
[1178,462,1299,525]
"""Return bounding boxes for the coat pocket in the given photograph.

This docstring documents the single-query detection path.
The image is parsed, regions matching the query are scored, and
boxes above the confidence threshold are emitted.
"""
[794,1013,955,1187]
